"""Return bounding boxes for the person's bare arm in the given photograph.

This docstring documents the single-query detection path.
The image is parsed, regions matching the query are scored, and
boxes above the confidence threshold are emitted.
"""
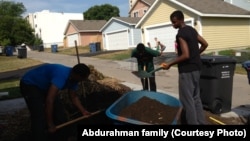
[161,37,189,69]
[45,84,59,133]
[69,90,90,116]
[197,34,208,54]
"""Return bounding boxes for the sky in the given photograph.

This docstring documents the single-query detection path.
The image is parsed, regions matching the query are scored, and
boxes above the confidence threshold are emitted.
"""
[12,0,129,17]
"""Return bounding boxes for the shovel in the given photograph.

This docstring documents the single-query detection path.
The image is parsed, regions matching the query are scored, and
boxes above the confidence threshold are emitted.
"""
[55,109,103,130]
[132,67,163,78]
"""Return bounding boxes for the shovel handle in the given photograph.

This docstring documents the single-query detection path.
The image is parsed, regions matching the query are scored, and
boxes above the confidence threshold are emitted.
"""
[149,67,163,74]
[56,110,103,129]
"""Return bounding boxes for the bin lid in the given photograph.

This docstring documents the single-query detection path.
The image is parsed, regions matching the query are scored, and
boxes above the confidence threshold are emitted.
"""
[201,55,236,64]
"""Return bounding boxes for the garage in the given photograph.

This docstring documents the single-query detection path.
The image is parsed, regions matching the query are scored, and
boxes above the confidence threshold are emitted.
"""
[67,34,78,47]
[106,30,129,50]
[145,20,192,52]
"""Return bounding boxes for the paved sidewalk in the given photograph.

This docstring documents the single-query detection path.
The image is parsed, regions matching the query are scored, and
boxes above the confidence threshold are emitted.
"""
[1,50,250,118]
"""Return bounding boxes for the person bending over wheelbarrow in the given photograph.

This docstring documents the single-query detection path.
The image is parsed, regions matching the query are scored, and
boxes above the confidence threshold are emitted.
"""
[20,63,91,141]
[131,43,162,92]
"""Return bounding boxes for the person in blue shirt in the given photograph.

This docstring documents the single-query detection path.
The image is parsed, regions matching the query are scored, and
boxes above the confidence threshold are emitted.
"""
[20,63,91,141]
[131,43,161,91]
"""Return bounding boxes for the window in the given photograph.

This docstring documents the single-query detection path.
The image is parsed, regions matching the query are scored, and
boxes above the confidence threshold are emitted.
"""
[133,11,139,17]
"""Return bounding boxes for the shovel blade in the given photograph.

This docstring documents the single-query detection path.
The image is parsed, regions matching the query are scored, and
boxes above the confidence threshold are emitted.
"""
[131,71,153,78]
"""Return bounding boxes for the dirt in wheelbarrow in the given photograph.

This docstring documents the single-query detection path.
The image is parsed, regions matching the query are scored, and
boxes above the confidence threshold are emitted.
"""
[118,96,249,125]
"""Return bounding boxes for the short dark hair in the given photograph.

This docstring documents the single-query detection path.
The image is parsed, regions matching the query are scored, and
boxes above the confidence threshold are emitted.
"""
[170,10,184,21]
[72,63,90,78]
[136,43,145,52]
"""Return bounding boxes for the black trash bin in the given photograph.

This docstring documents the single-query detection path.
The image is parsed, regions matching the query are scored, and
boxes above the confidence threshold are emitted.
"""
[38,45,44,52]
[96,42,101,51]
[242,60,250,84]
[200,55,236,114]
[17,47,27,58]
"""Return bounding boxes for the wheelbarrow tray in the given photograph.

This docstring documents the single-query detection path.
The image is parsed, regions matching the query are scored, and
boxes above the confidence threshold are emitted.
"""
[105,90,182,125]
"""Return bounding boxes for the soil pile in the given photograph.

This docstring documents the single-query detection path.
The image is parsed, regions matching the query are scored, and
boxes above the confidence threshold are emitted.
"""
[119,96,180,125]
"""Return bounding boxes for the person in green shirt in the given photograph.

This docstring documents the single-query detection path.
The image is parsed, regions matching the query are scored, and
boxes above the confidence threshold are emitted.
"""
[131,43,162,91]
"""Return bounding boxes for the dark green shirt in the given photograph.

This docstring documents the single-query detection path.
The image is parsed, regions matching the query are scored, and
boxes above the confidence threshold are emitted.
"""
[131,47,160,72]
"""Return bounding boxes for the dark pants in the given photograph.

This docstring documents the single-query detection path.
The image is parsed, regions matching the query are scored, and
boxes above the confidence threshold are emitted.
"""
[140,74,156,91]
[20,81,71,141]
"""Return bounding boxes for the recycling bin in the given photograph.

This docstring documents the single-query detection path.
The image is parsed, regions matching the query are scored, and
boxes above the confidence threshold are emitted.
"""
[242,60,250,84]
[17,47,27,58]
[89,43,96,53]
[200,55,236,114]
[5,46,13,56]
[51,44,58,53]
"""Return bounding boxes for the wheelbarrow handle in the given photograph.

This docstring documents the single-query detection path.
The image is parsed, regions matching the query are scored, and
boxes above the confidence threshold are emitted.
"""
[55,109,104,130]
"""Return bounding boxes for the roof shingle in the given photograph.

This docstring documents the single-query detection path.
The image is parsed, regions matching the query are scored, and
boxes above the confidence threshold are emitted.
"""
[70,20,107,31]
[176,0,250,15]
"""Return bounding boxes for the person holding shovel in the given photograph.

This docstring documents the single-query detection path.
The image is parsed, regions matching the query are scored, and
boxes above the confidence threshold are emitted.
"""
[160,10,208,124]
[131,43,161,91]
[20,63,91,141]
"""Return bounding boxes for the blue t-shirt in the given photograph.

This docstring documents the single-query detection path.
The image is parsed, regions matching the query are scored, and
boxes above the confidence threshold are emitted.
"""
[21,64,77,91]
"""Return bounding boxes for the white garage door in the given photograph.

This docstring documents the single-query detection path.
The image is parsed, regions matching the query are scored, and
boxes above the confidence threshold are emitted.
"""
[106,30,128,50]
[67,34,78,47]
[146,21,192,52]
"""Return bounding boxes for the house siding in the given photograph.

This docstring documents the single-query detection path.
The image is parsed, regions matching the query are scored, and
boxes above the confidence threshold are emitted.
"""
[103,21,129,33]
[130,28,142,47]
[79,32,102,47]
[138,0,250,51]
[130,1,149,17]
[65,24,77,35]
[202,18,250,51]
[102,20,130,50]
[26,10,83,48]
[140,1,193,43]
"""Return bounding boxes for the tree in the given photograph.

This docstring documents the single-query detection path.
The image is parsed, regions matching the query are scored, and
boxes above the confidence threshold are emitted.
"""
[0,0,26,17]
[0,0,40,46]
[84,4,120,21]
